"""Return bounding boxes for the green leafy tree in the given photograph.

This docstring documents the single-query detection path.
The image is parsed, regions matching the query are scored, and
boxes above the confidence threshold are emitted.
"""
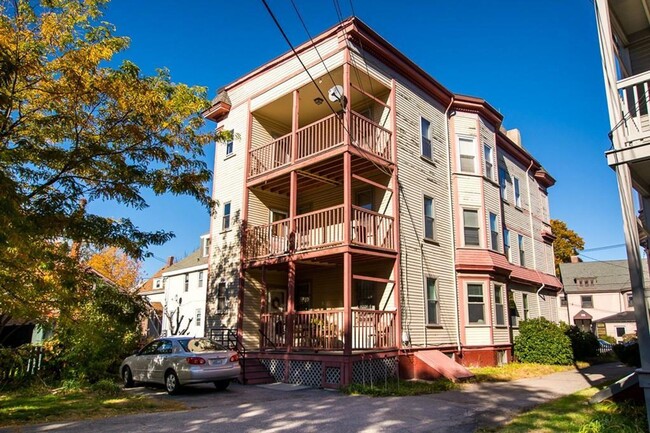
[551,219,585,276]
[514,318,573,365]
[0,0,224,330]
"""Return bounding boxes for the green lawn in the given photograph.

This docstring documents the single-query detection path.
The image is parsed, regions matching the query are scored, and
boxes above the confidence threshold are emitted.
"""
[469,362,589,383]
[0,383,186,427]
[342,378,459,397]
[478,386,648,433]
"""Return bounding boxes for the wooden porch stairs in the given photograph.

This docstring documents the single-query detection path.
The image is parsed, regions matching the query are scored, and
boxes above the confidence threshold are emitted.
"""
[241,358,275,385]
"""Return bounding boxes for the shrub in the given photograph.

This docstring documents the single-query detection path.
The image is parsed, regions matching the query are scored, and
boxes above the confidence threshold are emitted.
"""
[514,318,573,365]
[565,326,600,361]
[90,379,122,396]
[613,340,641,367]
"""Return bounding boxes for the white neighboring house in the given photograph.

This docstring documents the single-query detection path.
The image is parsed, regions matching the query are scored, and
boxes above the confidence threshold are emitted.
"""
[161,236,210,337]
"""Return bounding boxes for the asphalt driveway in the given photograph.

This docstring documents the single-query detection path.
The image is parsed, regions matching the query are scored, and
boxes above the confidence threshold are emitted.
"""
[0,363,633,433]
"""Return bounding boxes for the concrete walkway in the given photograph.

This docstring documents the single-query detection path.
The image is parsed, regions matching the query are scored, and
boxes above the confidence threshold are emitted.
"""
[1,363,633,433]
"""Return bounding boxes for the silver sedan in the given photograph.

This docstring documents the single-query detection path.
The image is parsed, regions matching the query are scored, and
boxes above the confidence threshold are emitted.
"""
[120,337,241,394]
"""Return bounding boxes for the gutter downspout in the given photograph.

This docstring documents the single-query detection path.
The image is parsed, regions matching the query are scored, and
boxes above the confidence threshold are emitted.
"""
[443,95,461,354]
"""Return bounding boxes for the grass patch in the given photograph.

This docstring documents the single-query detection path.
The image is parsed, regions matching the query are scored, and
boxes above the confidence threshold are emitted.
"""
[0,382,186,427]
[469,362,589,383]
[477,386,648,433]
[341,378,459,397]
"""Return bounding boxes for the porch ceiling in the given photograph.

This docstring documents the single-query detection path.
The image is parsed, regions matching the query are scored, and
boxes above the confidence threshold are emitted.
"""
[611,0,650,43]
[251,154,381,195]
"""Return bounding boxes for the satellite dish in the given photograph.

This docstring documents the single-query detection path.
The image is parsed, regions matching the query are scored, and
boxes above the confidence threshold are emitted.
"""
[328,85,344,102]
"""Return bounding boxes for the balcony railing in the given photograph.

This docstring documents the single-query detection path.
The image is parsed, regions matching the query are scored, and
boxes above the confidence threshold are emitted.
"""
[351,206,395,250]
[244,206,395,260]
[249,111,392,178]
[617,71,650,146]
[260,308,396,351]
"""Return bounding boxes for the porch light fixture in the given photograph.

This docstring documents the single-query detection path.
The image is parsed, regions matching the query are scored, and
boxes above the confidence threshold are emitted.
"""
[313,97,324,105]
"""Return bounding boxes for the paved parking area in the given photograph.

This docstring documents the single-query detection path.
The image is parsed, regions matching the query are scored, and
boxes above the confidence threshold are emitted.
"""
[0,363,633,433]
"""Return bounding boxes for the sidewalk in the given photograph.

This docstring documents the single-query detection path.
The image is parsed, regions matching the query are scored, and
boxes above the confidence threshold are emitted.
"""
[0,363,633,433]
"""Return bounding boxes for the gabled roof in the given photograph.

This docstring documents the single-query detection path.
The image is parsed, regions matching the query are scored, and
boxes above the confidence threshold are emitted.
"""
[559,260,650,293]
[594,310,637,323]
[574,309,593,320]
[162,248,208,275]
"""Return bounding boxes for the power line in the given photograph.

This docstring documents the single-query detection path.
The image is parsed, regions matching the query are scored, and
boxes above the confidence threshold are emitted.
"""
[581,243,626,252]
[578,252,630,269]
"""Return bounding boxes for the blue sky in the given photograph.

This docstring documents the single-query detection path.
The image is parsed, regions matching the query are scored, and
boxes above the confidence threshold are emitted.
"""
[96,0,627,279]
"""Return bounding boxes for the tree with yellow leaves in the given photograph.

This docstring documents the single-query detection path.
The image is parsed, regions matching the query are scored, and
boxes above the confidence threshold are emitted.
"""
[0,0,224,353]
[86,247,142,290]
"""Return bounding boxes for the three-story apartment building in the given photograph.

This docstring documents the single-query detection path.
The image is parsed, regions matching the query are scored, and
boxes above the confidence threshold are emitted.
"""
[202,17,560,387]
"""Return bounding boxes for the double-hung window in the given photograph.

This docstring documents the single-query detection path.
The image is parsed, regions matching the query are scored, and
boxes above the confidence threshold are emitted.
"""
[522,293,530,320]
[459,137,476,173]
[467,284,485,324]
[504,228,511,261]
[424,196,435,240]
[581,295,593,308]
[425,277,439,325]
[499,167,509,201]
[198,271,204,288]
[184,274,189,292]
[195,309,202,327]
[463,209,480,246]
[489,213,499,252]
[514,177,521,207]
[484,145,494,180]
[518,234,526,267]
[494,285,505,326]
[222,202,231,231]
[421,118,432,160]
[217,282,227,312]
[225,129,234,156]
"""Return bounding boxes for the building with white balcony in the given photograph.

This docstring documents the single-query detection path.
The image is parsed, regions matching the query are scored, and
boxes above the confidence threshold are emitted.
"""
[203,17,561,387]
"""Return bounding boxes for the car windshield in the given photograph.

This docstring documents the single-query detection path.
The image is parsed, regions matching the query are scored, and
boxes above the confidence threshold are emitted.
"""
[178,338,226,353]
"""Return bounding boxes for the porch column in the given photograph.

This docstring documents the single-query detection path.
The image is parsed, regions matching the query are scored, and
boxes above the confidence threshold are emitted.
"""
[390,78,402,349]
[259,265,267,351]
[287,260,296,352]
[343,251,352,355]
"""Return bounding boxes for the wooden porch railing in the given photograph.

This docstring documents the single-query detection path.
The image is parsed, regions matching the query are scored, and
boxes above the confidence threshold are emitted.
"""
[350,112,392,161]
[260,308,396,351]
[249,112,393,178]
[245,219,290,259]
[617,71,650,146]
[351,206,394,250]
[249,133,292,177]
[294,205,344,251]
[351,309,397,350]
[297,113,344,160]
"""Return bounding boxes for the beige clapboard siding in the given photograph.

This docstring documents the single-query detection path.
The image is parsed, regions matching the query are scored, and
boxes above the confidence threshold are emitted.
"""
[250,51,345,112]
[248,189,289,227]
[226,38,341,109]
[390,71,457,347]
[480,117,502,252]
[466,327,490,346]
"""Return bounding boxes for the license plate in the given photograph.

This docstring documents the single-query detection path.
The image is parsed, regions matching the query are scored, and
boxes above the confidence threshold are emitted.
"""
[209,358,226,366]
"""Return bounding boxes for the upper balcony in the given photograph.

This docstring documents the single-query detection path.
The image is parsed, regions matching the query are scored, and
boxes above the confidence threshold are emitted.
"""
[248,65,394,185]
[599,0,650,194]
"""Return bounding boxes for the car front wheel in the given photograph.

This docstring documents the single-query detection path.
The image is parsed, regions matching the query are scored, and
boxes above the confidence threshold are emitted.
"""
[214,380,230,391]
[122,367,134,388]
[165,370,181,395]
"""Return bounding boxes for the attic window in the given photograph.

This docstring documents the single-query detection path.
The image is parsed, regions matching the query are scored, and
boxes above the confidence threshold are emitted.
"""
[575,278,596,287]
[154,279,162,289]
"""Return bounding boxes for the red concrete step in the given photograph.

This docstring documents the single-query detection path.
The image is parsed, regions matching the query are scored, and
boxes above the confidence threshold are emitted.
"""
[403,350,474,382]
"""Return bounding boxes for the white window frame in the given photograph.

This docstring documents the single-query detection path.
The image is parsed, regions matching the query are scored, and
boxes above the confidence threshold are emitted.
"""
[494,284,505,326]
[463,208,481,247]
[217,282,227,313]
[484,144,494,180]
[518,234,526,267]
[421,117,433,161]
[458,136,477,174]
[195,308,202,327]
[522,293,530,320]
[504,228,511,262]
[514,177,522,208]
[198,271,204,288]
[222,201,231,231]
[425,276,439,325]
[467,283,486,324]
[499,167,509,201]
[184,273,189,292]
[423,195,436,241]
[154,278,162,290]
[225,129,234,156]
[489,212,499,252]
